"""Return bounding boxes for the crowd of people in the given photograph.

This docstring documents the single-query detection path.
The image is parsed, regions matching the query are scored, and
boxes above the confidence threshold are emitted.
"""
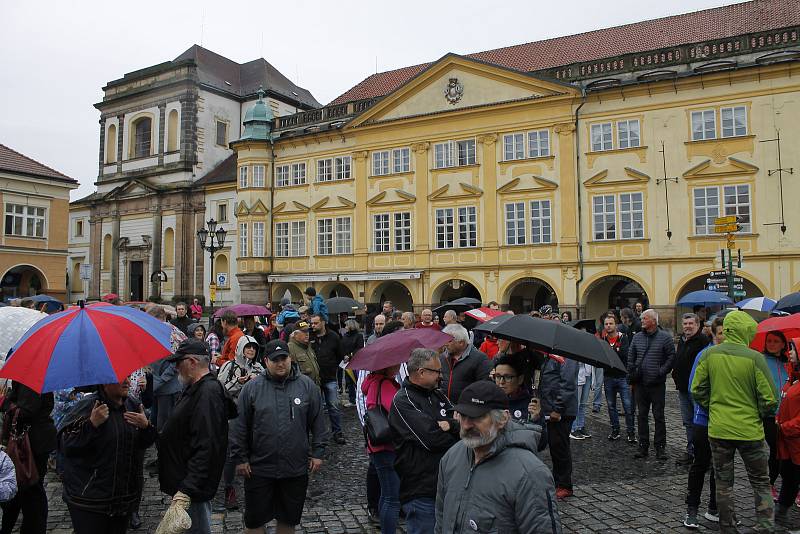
[0,293,798,534]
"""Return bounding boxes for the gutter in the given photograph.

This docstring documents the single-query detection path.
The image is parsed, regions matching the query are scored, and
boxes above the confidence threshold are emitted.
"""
[574,87,587,318]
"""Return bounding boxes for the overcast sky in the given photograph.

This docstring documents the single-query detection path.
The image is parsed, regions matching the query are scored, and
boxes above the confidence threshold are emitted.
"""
[1,0,734,201]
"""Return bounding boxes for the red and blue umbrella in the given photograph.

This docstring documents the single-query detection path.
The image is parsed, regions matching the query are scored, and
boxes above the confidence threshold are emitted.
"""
[0,302,174,393]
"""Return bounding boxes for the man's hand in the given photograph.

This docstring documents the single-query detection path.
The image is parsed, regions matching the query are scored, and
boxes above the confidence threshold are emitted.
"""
[137,375,147,389]
[124,404,149,429]
[308,458,322,473]
[528,398,541,420]
[90,400,109,428]
[236,463,252,478]
[237,376,249,384]
[437,420,451,432]
[548,411,561,422]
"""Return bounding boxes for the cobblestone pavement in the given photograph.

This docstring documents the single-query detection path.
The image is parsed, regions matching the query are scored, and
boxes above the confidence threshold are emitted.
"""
[22,387,800,532]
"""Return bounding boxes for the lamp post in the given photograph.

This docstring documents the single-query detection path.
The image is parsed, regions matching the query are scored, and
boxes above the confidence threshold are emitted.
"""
[197,218,227,316]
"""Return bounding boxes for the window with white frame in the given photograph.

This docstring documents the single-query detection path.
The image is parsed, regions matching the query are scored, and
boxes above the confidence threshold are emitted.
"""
[276,165,290,187]
[291,163,306,185]
[433,139,476,168]
[722,184,751,233]
[373,212,411,252]
[394,212,411,251]
[530,200,552,244]
[252,165,265,187]
[317,219,333,255]
[74,219,84,238]
[592,195,616,240]
[457,140,476,166]
[505,202,526,245]
[393,148,410,173]
[373,214,390,252]
[216,121,227,146]
[239,222,248,256]
[252,222,264,257]
[617,120,641,149]
[290,221,306,256]
[458,206,477,248]
[591,123,613,151]
[503,134,525,161]
[528,130,550,158]
[619,192,644,239]
[239,166,248,188]
[335,156,352,180]
[691,110,716,141]
[317,159,333,182]
[435,208,454,249]
[593,193,645,240]
[693,184,751,235]
[217,202,228,222]
[721,106,747,138]
[335,217,351,254]
[275,222,289,257]
[5,204,46,238]
[372,151,390,176]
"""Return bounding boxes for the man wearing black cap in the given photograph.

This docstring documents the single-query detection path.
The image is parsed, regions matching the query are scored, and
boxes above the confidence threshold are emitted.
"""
[158,339,230,534]
[436,382,562,534]
[231,339,329,534]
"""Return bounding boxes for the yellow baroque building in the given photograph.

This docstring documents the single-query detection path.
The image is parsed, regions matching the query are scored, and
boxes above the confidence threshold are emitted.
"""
[230,1,800,327]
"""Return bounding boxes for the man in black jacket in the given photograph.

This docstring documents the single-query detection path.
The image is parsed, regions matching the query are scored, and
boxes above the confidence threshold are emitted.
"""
[159,339,229,534]
[440,324,491,403]
[672,312,710,465]
[599,313,635,443]
[309,314,346,444]
[389,348,460,534]
[627,309,676,460]
[170,302,193,336]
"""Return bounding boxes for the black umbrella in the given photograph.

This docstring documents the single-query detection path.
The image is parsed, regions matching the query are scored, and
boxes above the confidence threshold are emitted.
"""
[775,292,800,314]
[433,297,482,315]
[567,318,597,335]
[475,315,626,373]
[325,296,364,315]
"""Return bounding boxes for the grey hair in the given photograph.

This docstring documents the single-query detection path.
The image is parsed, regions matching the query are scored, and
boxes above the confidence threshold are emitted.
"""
[681,312,700,324]
[345,319,360,332]
[442,324,469,343]
[407,348,438,373]
[489,409,510,425]
[443,309,458,321]
[402,311,416,322]
[642,309,659,324]
[145,303,166,321]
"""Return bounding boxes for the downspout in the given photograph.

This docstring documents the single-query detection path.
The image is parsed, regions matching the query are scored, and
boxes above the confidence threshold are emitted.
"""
[268,135,276,305]
[574,87,587,318]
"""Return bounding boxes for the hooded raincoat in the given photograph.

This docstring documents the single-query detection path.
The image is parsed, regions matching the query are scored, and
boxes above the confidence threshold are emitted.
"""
[217,335,265,398]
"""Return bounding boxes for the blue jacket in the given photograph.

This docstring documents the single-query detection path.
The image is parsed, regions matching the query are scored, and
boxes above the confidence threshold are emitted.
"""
[309,295,329,322]
[539,356,579,418]
[276,305,300,326]
[763,351,789,411]
[688,344,712,426]
[627,328,675,386]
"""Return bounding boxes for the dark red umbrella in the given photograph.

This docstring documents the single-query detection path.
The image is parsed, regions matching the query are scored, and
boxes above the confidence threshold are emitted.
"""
[348,328,452,371]
[750,314,800,352]
[212,304,271,318]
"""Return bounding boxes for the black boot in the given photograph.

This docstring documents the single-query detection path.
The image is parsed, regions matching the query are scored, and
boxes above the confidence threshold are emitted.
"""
[634,446,649,459]
[129,512,142,530]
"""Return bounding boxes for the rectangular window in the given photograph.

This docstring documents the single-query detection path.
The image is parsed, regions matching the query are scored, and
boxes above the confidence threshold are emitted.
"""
[528,130,550,158]
[290,221,306,256]
[693,186,720,236]
[252,165,265,187]
[592,195,616,240]
[317,159,333,182]
[252,222,264,257]
[239,222,248,257]
[503,133,525,161]
[619,192,644,239]
[217,202,228,222]
[505,202,526,245]
[276,165,290,187]
[691,109,716,141]
[721,106,747,138]
[291,163,306,185]
[216,121,227,146]
[531,200,552,244]
[335,217,351,254]
[435,208,454,249]
[394,212,411,251]
[75,219,83,237]
[458,206,477,248]
[372,151,390,176]
[591,123,613,151]
[275,222,289,257]
[723,184,751,233]
[457,139,476,166]
[373,214,390,252]
[434,142,453,169]
[617,119,641,149]
[317,219,333,255]
[392,148,410,173]
[335,156,351,180]
[238,166,248,188]
[4,204,45,238]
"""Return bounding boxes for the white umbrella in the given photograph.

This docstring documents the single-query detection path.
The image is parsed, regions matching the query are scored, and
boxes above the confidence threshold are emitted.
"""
[0,307,48,364]
[735,297,777,312]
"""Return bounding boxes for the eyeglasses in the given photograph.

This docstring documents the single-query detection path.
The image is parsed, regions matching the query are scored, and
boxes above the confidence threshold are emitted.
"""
[493,374,518,383]
[420,367,442,375]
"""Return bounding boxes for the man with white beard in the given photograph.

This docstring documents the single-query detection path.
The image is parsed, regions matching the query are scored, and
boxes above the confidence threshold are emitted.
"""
[434,382,562,534]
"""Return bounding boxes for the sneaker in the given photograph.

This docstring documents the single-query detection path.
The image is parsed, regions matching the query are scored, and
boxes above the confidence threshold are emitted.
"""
[569,430,585,440]
[334,432,346,445]
[224,486,238,510]
[555,487,573,500]
[579,428,592,438]
[341,399,352,407]
[683,507,700,529]
[771,484,778,502]
[704,509,719,522]
[627,432,637,444]
[591,407,601,414]
[634,447,649,459]
[608,429,621,441]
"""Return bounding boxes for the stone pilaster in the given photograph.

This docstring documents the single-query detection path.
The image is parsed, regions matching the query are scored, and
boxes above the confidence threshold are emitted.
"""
[98,118,106,178]
[157,103,166,166]
[111,211,120,295]
[150,200,163,299]
[89,215,102,299]
[116,114,125,173]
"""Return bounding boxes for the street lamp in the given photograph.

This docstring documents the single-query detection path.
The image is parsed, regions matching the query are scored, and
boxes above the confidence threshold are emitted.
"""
[197,218,227,315]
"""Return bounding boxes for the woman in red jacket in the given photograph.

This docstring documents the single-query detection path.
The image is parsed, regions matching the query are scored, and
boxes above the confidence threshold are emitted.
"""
[775,338,800,525]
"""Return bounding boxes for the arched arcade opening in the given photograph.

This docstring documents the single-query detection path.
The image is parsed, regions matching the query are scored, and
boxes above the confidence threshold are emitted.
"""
[583,275,649,321]
[503,277,558,314]
[430,279,482,305]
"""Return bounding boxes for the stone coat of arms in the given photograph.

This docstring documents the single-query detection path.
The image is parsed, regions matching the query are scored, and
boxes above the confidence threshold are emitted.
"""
[444,78,463,105]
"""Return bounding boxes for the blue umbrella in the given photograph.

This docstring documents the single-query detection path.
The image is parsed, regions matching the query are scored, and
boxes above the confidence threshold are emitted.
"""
[775,292,800,314]
[735,297,776,312]
[677,290,733,307]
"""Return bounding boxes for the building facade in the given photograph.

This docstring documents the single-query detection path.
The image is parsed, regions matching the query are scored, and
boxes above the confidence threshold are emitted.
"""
[1,144,77,302]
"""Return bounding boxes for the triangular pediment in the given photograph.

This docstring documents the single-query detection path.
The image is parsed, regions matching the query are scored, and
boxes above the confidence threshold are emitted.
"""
[347,54,577,127]
[497,176,558,194]
[682,157,759,180]
[428,182,484,201]
[103,178,160,200]
[366,189,417,207]
[311,196,357,212]
[250,199,269,215]
[583,168,651,188]
[273,201,310,214]
[235,201,250,217]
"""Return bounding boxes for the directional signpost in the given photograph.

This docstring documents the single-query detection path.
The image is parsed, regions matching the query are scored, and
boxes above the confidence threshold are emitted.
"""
[712,216,745,301]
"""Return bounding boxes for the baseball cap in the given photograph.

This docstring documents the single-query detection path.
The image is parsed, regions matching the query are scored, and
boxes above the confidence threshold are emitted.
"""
[298,305,310,314]
[264,339,290,361]
[292,320,310,333]
[454,381,508,418]
[167,338,210,362]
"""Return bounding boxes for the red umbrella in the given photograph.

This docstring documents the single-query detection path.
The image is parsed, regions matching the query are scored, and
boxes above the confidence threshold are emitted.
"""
[465,307,506,323]
[750,314,800,352]
[348,328,452,371]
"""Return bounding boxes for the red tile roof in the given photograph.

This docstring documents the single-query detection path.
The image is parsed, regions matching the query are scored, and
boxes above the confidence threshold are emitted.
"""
[0,143,77,183]
[330,0,800,104]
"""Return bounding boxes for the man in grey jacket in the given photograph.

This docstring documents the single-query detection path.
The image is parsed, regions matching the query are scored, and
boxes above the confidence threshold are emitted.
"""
[231,339,329,534]
[435,381,562,534]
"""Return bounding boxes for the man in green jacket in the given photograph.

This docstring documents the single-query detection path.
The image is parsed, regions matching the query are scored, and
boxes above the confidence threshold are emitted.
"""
[287,321,321,385]
[691,310,778,533]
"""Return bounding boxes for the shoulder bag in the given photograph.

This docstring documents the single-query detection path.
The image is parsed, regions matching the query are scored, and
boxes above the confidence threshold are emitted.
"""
[364,379,392,445]
[3,405,38,488]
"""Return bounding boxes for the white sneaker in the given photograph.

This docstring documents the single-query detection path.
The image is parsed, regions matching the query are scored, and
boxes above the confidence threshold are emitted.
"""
[341,399,352,407]
[704,510,719,522]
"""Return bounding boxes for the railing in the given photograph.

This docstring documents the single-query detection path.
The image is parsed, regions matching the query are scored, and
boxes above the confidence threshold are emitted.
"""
[275,97,380,130]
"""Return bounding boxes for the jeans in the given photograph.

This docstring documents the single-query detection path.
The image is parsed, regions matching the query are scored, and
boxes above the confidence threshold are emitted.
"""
[402,497,436,534]
[0,452,48,534]
[635,382,667,450]
[371,451,400,534]
[321,380,342,434]
[604,377,635,434]
[592,367,604,410]
[547,416,574,490]
[686,424,716,511]
[366,458,380,512]
[572,379,592,432]
[678,391,695,456]
[186,500,212,534]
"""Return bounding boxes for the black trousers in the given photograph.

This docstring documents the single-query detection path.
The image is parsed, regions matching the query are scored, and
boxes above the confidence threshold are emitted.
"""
[778,459,800,508]
[0,453,49,534]
[635,382,666,449]
[67,504,130,534]
[686,424,716,510]
[762,417,780,485]
[547,416,574,490]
